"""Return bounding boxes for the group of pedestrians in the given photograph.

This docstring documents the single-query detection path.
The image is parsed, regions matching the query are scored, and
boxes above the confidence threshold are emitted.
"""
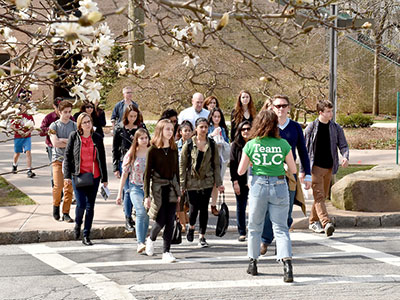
[10,85,350,283]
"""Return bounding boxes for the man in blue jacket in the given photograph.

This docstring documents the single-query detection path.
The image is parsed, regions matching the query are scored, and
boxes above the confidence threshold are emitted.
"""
[300,100,349,237]
[110,86,139,132]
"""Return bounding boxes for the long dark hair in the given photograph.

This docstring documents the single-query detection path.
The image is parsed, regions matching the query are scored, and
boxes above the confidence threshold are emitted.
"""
[208,107,229,140]
[122,104,143,126]
[234,120,251,147]
[232,90,256,124]
[249,109,280,139]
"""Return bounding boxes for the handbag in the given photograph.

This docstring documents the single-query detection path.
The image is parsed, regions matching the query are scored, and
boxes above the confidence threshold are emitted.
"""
[215,192,229,237]
[74,172,94,188]
[171,217,182,244]
[73,145,95,188]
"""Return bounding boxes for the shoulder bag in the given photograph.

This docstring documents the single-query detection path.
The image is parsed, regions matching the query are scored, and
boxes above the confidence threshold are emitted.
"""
[215,192,229,237]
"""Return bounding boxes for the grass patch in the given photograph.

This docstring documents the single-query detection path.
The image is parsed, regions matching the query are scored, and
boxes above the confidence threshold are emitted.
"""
[0,176,35,206]
[344,127,397,149]
[335,164,375,181]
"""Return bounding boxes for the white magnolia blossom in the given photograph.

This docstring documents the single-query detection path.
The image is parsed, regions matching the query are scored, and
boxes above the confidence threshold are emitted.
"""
[182,54,200,67]
[51,20,93,45]
[91,34,114,57]
[15,0,31,10]
[28,84,39,91]
[95,23,112,37]
[171,27,189,48]
[0,120,8,129]
[17,9,30,20]
[116,61,128,75]
[0,27,12,39]
[79,0,99,15]
[133,63,145,74]
[70,85,86,100]
[76,57,97,80]
[22,118,34,129]
[190,22,203,35]
[86,81,103,102]
[4,36,18,50]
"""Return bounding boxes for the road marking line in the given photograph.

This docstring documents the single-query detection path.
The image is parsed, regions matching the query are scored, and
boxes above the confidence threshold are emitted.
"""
[20,244,136,300]
[126,274,400,291]
[292,232,400,267]
[80,251,347,268]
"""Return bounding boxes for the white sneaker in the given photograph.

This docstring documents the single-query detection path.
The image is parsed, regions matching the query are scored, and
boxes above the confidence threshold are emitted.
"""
[309,221,324,233]
[137,243,146,254]
[162,252,176,263]
[145,238,154,256]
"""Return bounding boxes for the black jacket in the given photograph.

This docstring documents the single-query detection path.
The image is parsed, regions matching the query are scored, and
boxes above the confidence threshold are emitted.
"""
[112,122,146,172]
[64,131,108,183]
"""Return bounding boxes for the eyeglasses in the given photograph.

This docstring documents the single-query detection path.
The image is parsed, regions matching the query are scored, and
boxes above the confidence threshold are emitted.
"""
[82,120,92,125]
[274,104,289,109]
[241,127,251,132]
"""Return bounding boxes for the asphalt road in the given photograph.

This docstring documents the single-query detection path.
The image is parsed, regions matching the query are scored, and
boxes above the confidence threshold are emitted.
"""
[1,228,400,300]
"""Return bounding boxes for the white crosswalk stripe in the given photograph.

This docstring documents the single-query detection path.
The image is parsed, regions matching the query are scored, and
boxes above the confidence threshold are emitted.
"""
[19,231,400,298]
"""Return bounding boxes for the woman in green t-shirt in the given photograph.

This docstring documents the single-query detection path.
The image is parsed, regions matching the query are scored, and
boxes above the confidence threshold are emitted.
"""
[238,109,297,282]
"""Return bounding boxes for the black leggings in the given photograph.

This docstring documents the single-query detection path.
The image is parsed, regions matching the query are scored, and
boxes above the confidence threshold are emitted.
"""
[149,186,177,253]
[188,188,213,235]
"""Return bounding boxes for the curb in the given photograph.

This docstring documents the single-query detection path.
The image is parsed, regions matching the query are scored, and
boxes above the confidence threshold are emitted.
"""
[2,214,400,245]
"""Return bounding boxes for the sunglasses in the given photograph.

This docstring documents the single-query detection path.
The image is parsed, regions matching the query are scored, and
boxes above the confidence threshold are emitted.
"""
[241,127,251,132]
[85,106,94,109]
[274,104,289,109]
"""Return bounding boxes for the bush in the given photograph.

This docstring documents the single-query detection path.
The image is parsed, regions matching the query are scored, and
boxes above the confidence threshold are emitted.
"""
[337,113,374,128]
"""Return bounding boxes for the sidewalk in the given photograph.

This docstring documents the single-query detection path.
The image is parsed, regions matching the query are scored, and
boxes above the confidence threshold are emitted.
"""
[0,116,399,244]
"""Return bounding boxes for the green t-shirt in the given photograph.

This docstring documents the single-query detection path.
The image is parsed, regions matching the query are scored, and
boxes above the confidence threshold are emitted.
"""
[243,136,291,176]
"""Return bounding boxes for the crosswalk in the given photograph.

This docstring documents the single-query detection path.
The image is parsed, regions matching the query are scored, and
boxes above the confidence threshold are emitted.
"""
[19,231,400,300]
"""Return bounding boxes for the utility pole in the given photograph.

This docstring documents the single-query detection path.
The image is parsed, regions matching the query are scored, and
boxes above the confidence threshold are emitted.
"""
[128,0,145,67]
[329,3,338,122]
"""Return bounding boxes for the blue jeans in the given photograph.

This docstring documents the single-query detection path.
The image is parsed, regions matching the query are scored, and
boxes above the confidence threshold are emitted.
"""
[129,182,149,244]
[235,184,249,236]
[247,175,292,260]
[261,190,296,245]
[119,162,132,218]
[73,177,101,237]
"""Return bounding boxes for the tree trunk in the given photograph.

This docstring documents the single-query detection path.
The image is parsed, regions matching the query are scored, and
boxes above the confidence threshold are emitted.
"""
[373,43,381,116]
[128,0,145,67]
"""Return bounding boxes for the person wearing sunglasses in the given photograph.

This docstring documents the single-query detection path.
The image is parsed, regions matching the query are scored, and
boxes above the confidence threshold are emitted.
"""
[259,95,312,256]
[229,120,252,242]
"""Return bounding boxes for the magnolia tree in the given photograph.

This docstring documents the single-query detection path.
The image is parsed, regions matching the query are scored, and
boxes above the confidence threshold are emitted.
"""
[0,0,144,137]
[0,0,379,137]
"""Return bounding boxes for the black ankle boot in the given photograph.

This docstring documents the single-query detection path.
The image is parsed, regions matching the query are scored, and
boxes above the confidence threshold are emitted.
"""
[125,216,135,232]
[247,258,258,276]
[53,206,60,221]
[82,236,93,246]
[283,259,293,283]
[74,224,81,240]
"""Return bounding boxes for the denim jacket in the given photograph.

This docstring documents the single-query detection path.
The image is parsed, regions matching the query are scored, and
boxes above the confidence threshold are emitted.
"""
[301,119,349,175]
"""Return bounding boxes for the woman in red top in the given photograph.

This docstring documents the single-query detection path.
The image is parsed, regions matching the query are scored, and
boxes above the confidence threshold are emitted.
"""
[64,113,108,246]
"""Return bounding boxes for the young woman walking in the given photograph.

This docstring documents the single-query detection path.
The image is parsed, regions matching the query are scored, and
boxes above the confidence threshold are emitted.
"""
[64,113,108,246]
[176,120,194,232]
[116,128,150,253]
[144,119,181,263]
[180,117,224,248]
[229,120,251,242]
[207,107,229,216]
[230,90,256,141]
[113,104,146,232]
[238,109,297,282]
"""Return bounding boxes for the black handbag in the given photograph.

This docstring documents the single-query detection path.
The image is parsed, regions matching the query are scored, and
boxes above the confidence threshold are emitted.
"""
[216,192,229,237]
[171,217,182,244]
[74,172,94,188]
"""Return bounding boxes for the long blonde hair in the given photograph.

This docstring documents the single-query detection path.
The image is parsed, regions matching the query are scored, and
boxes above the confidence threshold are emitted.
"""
[126,128,150,165]
[151,119,177,150]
